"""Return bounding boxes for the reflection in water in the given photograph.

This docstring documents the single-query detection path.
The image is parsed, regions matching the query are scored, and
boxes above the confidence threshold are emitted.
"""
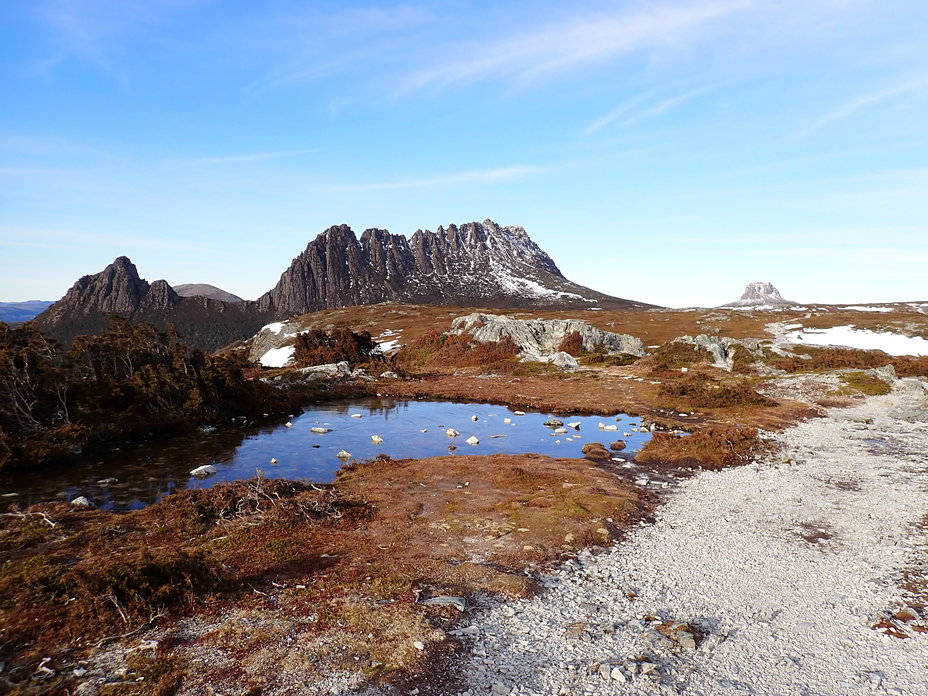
[0,398,650,512]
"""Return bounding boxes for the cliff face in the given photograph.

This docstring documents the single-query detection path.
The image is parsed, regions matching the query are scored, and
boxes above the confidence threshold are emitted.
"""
[33,219,653,352]
[257,219,644,316]
[32,259,265,352]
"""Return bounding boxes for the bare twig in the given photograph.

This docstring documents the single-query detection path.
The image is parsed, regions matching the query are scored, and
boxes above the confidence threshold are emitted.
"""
[0,510,57,527]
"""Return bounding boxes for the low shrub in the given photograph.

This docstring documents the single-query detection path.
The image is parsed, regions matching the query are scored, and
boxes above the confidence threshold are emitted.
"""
[636,425,761,470]
[557,331,584,356]
[395,332,520,370]
[658,373,774,408]
[293,328,381,367]
[646,342,704,373]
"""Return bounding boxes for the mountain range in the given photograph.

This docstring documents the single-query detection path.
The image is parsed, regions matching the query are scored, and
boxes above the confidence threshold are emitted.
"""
[31,220,651,351]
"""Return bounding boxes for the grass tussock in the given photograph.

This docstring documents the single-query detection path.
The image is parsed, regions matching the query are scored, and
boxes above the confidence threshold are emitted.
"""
[636,425,762,470]
[838,371,892,396]
[293,327,383,367]
[767,346,891,372]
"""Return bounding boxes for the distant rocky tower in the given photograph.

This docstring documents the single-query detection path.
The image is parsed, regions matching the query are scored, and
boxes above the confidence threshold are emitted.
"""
[724,281,797,307]
[33,219,655,351]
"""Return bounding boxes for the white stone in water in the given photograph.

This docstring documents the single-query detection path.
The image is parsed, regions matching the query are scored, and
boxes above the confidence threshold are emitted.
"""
[336,450,352,459]
[311,427,330,434]
[471,415,479,421]
[466,436,480,445]
[189,465,217,477]
[70,496,94,508]
[567,422,581,429]
[285,422,292,428]
[514,411,526,416]
[446,428,460,437]
[270,458,278,464]
[351,414,363,418]
[371,435,384,444]
[553,427,568,434]
[603,424,618,431]
[504,418,512,424]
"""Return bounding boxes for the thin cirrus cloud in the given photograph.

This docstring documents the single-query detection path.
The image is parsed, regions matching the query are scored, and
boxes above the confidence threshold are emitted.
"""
[584,89,707,135]
[804,77,928,134]
[162,149,316,168]
[397,0,753,94]
[321,165,545,193]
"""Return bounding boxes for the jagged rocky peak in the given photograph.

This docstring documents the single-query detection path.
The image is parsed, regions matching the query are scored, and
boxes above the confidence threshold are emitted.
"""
[725,281,796,307]
[40,256,152,320]
[255,218,633,319]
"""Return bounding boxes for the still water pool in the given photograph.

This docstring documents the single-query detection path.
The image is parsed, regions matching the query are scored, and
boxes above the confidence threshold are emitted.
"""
[0,398,650,512]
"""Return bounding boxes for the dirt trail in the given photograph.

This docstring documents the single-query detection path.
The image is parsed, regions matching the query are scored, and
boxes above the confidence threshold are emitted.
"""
[443,378,928,696]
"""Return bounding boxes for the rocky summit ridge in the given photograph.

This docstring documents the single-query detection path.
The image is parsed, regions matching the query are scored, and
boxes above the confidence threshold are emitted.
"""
[256,219,639,315]
[723,281,796,308]
[32,219,650,351]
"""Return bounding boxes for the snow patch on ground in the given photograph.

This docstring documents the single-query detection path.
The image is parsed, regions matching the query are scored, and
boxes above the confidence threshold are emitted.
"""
[262,322,285,335]
[785,325,928,356]
[260,345,295,368]
[842,305,894,313]
[490,265,592,302]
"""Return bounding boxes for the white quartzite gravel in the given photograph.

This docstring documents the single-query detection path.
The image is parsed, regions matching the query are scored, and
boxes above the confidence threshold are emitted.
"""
[456,379,928,696]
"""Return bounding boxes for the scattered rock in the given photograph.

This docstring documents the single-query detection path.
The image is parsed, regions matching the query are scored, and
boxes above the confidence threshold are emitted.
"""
[446,428,460,437]
[371,435,384,444]
[417,595,467,612]
[513,411,526,416]
[70,496,94,508]
[336,450,352,459]
[311,427,331,434]
[551,351,579,371]
[189,465,217,478]
[544,418,564,427]
[380,371,400,379]
[609,440,627,451]
[581,442,611,460]
[466,436,480,445]
[96,477,118,485]
[567,421,581,429]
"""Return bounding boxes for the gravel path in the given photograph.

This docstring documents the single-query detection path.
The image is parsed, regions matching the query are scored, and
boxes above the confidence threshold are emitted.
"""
[453,378,928,696]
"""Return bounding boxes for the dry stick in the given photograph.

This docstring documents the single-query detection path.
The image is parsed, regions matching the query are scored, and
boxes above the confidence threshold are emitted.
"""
[93,609,168,648]
[0,511,57,527]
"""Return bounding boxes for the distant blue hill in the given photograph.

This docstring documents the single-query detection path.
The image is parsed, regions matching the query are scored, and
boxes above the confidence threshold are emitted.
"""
[0,300,54,324]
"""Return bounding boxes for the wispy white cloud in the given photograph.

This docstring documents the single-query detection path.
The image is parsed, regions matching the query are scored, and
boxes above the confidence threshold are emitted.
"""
[163,150,315,168]
[38,0,200,65]
[399,0,753,94]
[321,165,545,192]
[584,88,707,134]
[804,77,928,134]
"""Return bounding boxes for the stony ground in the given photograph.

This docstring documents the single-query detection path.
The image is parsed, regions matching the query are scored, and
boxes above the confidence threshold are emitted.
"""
[405,377,928,696]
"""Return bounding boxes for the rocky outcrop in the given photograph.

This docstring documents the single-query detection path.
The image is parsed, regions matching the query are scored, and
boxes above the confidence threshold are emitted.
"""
[673,334,765,370]
[174,284,244,303]
[450,313,645,361]
[724,282,796,308]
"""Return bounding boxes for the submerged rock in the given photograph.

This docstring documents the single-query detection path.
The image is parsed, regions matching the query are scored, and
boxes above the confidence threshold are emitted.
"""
[189,464,217,477]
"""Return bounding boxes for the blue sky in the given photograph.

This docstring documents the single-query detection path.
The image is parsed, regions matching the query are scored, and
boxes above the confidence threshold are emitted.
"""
[1,0,926,307]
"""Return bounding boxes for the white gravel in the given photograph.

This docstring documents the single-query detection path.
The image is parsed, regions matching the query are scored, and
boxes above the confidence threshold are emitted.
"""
[452,378,928,696]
